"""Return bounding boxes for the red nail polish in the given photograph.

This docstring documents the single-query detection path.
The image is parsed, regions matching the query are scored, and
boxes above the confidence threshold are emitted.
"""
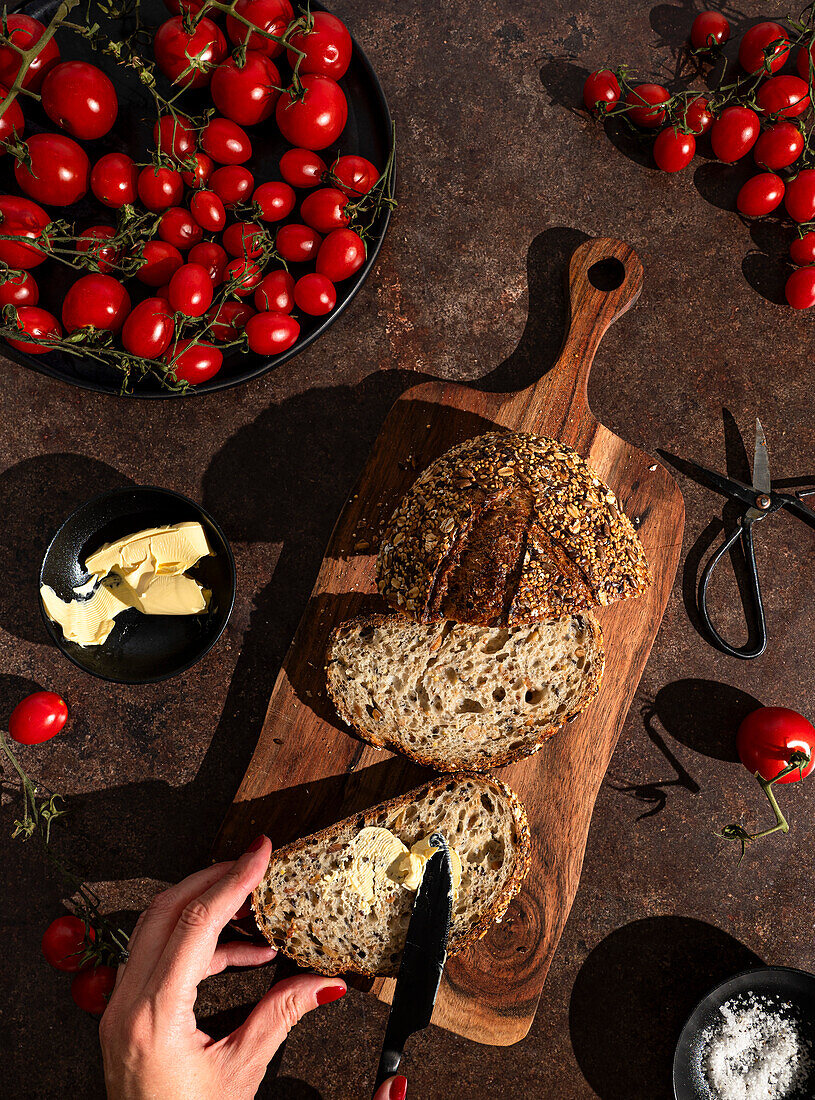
[390,1075,407,1100]
[316,984,346,1006]
[246,835,265,853]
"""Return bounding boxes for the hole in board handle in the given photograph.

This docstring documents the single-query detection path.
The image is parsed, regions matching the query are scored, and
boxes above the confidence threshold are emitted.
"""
[587,257,626,291]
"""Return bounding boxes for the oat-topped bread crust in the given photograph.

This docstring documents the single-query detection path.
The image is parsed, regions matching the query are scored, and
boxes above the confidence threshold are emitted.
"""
[376,431,650,625]
[251,774,531,977]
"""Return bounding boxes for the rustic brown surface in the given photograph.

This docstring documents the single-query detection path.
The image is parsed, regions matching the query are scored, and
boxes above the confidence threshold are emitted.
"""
[2,0,815,1096]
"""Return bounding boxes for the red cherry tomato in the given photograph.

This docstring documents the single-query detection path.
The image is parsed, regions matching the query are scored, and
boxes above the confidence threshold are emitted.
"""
[41,62,117,140]
[681,96,713,135]
[5,305,61,354]
[154,16,226,89]
[226,0,293,57]
[121,297,175,357]
[252,180,295,222]
[190,190,226,232]
[15,134,89,206]
[153,113,196,160]
[785,266,815,309]
[42,915,94,972]
[710,105,760,162]
[168,262,213,317]
[737,707,815,782]
[189,241,228,282]
[205,298,254,340]
[163,0,207,13]
[0,14,59,92]
[63,274,131,334]
[0,84,24,146]
[294,272,336,315]
[246,310,300,354]
[736,172,785,216]
[301,187,350,232]
[739,21,789,75]
[135,240,184,287]
[690,11,730,50]
[0,195,50,269]
[785,169,815,223]
[158,206,203,250]
[276,74,348,149]
[166,338,223,383]
[77,226,120,274]
[223,221,266,259]
[653,129,695,172]
[582,69,620,112]
[287,11,352,80]
[753,121,804,170]
[330,154,379,196]
[756,75,810,119]
[279,147,327,188]
[211,52,280,126]
[797,43,815,80]
[624,84,670,129]
[275,222,321,262]
[210,165,255,207]
[315,227,365,282]
[790,233,815,266]
[71,965,116,1015]
[91,153,139,208]
[0,270,38,307]
[222,257,262,295]
[8,691,67,743]
[181,152,213,189]
[253,268,295,312]
[138,165,183,212]
[202,118,252,165]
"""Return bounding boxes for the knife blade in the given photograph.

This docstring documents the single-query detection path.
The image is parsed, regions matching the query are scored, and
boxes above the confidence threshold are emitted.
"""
[372,833,453,1094]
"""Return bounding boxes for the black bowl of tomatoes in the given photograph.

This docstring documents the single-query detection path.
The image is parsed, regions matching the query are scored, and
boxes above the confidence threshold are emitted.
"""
[0,0,393,395]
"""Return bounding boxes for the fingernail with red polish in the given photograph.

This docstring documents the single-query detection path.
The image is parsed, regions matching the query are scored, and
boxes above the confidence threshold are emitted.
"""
[246,835,266,853]
[390,1075,407,1100]
[316,984,346,1006]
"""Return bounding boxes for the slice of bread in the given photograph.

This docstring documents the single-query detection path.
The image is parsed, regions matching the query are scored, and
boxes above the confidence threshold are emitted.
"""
[252,774,531,977]
[326,611,604,771]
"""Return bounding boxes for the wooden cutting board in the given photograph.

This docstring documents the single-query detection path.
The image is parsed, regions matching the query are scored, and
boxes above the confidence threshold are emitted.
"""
[213,237,685,1046]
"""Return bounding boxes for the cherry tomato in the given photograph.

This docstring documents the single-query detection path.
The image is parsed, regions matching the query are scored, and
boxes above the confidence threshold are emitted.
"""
[275,223,321,263]
[0,195,50,269]
[5,306,61,354]
[0,85,24,146]
[77,226,120,274]
[40,62,117,140]
[190,189,226,232]
[252,180,295,222]
[753,121,804,170]
[691,11,730,49]
[153,113,196,160]
[276,75,348,149]
[163,0,207,13]
[226,0,293,57]
[168,262,213,317]
[253,268,294,312]
[790,232,815,266]
[710,105,760,162]
[202,117,252,165]
[653,128,695,172]
[287,12,352,80]
[294,272,335,315]
[582,69,620,112]
[797,43,815,81]
[756,75,810,119]
[205,298,254,340]
[330,154,378,196]
[785,169,815,223]
[91,153,139,208]
[737,707,815,782]
[189,240,228,282]
[156,284,171,301]
[211,51,280,126]
[301,187,350,232]
[739,21,789,75]
[785,266,815,309]
[0,270,38,307]
[135,240,184,286]
[223,221,266,258]
[246,310,299,354]
[42,915,94,972]
[210,165,255,207]
[63,274,131,334]
[222,257,262,295]
[8,691,67,743]
[279,147,326,188]
[154,16,226,89]
[71,965,116,1015]
[15,134,89,206]
[181,152,213,189]
[681,95,713,136]
[158,206,203,250]
[166,338,223,383]
[138,165,183,212]
[624,84,670,129]
[0,15,60,92]
[736,172,785,216]
[121,297,175,358]
[315,227,365,282]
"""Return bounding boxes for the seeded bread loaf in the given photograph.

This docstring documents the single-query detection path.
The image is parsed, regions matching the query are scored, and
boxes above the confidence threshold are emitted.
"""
[376,431,650,625]
[327,612,604,771]
[252,774,531,977]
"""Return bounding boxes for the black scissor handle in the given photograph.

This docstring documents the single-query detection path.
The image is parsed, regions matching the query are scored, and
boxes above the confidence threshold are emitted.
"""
[698,517,767,659]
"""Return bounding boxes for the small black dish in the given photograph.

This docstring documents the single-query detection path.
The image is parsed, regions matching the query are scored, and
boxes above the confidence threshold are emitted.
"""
[674,965,815,1099]
[39,486,236,684]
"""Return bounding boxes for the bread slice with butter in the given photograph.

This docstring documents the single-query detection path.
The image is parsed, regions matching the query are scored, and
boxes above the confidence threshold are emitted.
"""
[251,774,531,977]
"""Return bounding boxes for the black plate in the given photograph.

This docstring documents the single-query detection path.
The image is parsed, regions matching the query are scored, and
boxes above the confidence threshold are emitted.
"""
[39,486,236,682]
[674,965,815,1099]
[4,0,392,396]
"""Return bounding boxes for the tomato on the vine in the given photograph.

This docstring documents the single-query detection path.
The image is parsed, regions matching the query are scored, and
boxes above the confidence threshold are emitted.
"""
[71,965,116,1015]
[135,240,184,286]
[690,11,730,50]
[202,117,252,165]
[91,153,139,208]
[653,128,695,172]
[756,75,810,119]
[121,297,175,358]
[222,257,262,295]
[252,180,295,222]
[253,269,294,313]
[681,95,712,136]
[138,165,184,212]
[166,338,223,383]
[790,232,815,266]
[225,0,292,57]
[294,272,336,316]
[0,14,60,92]
[190,189,226,232]
[0,270,38,307]
[6,306,61,354]
[785,169,815,222]
[223,221,266,259]
[785,266,815,309]
[0,85,24,146]
[737,707,815,782]
[153,113,196,160]
[275,222,321,262]
[211,52,280,126]
[736,172,785,216]
[42,915,94,972]
[210,165,255,206]
[275,74,348,149]
[287,11,352,80]
[62,274,131,334]
[41,61,117,140]
[753,121,804,170]
[15,134,90,206]
[738,21,789,75]
[0,196,50,269]
[315,228,365,282]
[154,16,226,88]
[710,105,760,162]
[181,152,214,189]
[168,262,213,317]
[279,147,326,188]
[245,310,299,354]
[797,42,815,80]
[9,691,67,743]
[624,83,670,128]
[301,187,350,232]
[331,154,379,196]
[205,299,254,340]
[582,69,620,113]
[77,226,121,274]
[189,241,228,282]
[158,207,203,250]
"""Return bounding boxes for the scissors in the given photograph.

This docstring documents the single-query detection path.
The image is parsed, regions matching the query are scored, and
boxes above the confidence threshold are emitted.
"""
[662,418,815,659]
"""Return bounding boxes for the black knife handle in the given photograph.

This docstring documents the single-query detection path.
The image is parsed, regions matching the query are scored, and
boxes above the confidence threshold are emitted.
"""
[373,1047,403,1094]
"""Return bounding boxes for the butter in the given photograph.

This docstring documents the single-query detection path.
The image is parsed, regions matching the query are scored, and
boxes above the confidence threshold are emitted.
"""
[40,521,212,647]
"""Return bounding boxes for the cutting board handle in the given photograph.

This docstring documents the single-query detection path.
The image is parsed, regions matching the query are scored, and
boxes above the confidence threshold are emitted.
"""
[518,236,643,437]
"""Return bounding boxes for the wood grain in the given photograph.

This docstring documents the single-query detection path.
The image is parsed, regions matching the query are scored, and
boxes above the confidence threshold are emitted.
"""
[213,238,685,1046]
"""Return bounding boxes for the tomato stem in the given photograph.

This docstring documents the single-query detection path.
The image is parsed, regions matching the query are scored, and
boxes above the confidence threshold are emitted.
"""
[718,749,811,859]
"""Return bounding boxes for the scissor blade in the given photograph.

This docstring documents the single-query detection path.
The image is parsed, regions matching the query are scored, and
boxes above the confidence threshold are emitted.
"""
[753,418,771,494]
[657,450,762,509]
